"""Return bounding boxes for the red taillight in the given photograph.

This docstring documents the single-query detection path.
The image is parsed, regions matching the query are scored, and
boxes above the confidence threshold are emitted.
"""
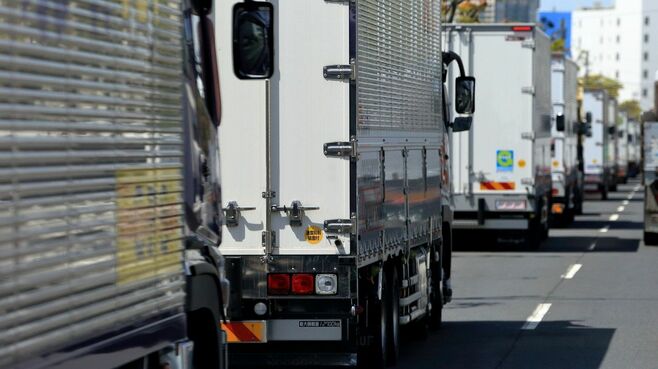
[512,26,533,32]
[291,274,315,295]
[268,274,291,295]
[552,188,559,196]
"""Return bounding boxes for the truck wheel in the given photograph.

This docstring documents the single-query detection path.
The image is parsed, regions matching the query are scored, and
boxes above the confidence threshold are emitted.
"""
[387,266,401,365]
[429,256,443,330]
[361,270,389,369]
[601,185,608,200]
[644,232,658,246]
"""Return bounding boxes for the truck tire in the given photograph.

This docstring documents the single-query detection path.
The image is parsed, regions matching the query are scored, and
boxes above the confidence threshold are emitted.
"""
[644,232,658,246]
[429,253,443,330]
[387,265,401,365]
[360,270,389,369]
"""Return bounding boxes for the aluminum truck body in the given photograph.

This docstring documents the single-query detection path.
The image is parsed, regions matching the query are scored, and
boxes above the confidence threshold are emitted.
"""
[617,113,630,184]
[643,121,658,244]
[217,1,455,367]
[550,54,582,221]
[0,1,228,368]
[583,89,614,199]
[444,24,552,241]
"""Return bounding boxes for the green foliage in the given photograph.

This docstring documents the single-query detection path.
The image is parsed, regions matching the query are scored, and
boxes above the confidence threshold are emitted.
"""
[619,100,642,120]
[551,39,565,53]
[580,74,623,99]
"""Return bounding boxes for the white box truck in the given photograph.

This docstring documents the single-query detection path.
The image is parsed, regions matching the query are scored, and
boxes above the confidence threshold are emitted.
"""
[215,1,474,367]
[643,120,658,244]
[1,1,229,368]
[444,24,552,245]
[616,112,631,183]
[628,117,641,177]
[550,53,583,223]
[583,89,615,199]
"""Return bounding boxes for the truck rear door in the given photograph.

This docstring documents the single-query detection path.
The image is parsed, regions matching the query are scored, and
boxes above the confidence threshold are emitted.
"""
[216,1,351,256]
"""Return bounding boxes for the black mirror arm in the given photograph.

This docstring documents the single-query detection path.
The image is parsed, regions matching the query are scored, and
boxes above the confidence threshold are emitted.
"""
[198,15,221,126]
[443,51,466,77]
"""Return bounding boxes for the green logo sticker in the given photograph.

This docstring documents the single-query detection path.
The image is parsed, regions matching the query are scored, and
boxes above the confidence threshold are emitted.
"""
[496,150,514,172]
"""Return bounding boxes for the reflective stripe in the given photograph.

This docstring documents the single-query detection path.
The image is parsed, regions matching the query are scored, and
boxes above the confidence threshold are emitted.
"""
[480,182,516,190]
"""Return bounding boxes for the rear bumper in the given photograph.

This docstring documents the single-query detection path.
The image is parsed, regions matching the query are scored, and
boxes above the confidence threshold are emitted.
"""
[453,194,534,231]
[229,350,357,367]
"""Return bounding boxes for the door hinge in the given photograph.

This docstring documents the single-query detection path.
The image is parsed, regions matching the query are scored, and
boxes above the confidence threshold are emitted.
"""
[324,136,358,160]
[522,39,536,49]
[521,132,535,140]
[324,213,356,235]
[323,59,355,81]
[522,86,535,95]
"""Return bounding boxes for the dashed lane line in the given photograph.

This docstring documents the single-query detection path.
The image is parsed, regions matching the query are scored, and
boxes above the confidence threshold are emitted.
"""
[521,303,552,330]
[617,206,625,212]
[600,226,610,233]
[609,214,620,221]
[561,264,582,279]
[623,200,629,206]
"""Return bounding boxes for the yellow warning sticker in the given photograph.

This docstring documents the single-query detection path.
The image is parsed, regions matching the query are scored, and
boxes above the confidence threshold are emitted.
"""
[518,159,527,168]
[305,225,324,245]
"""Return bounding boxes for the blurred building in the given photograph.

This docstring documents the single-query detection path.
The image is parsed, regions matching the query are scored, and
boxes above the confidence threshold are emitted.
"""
[481,0,540,23]
[538,12,572,56]
[572,0,658,110]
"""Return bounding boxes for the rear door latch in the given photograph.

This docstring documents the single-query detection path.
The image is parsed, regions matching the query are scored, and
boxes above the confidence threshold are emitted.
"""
[223,202,256,227]
[271,201,319,227]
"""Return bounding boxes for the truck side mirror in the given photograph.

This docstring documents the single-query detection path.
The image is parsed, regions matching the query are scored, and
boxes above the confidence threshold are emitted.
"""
[455,76,476,114]
[452,116,472,132]
[556,114,565,132]
[586,112,593,124]
[585,123,592,137]
[608,126,616,135]
[233,1,274,79]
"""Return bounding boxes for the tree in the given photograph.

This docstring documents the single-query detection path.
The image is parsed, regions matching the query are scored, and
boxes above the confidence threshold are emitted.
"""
[580,74,623,99]
[442,0,488,23]
[442,0,466,23]
[619,100,642,121]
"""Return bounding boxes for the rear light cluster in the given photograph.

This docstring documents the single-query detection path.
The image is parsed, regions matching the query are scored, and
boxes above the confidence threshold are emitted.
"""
[267,273,338,296]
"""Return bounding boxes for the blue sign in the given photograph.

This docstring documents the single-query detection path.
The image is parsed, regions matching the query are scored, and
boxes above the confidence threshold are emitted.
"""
[497,150,514,172]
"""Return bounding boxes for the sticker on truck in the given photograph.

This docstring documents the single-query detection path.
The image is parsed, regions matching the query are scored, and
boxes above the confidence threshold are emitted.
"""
[497,150,515,172]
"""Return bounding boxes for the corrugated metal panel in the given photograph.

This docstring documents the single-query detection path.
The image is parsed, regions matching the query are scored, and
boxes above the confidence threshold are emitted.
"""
[0,1,185,367]
[356,0,442,130]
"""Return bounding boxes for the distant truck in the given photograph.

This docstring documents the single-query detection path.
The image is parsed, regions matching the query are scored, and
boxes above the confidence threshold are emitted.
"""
[550,53,583,223]
[216,1,474,367]
[1,1,229,369]
[628,117,642,177]
[616,113,631,184]
[643,120,658,244]
[444,24,552,246]
[583,89,615,199]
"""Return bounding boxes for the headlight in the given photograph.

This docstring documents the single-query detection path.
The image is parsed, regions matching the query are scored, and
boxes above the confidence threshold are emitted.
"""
[495,199,527,210]
[315,274,338,295]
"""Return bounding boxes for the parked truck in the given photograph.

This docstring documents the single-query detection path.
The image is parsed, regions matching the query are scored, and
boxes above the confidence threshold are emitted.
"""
[550,53,583,224]
[443,24,552,246]
[583,89,615,199]
[628,117,641,178]
[216,1,474,367]
[1,1,229,368]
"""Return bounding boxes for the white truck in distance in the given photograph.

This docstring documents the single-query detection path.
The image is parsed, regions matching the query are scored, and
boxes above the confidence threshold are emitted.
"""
[583,89,615,199]
[549,53,583,223]
[444,24,552,245]
[216,1,474,367]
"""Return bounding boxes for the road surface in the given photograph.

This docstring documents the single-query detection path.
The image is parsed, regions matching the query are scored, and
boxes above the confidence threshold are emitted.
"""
[396,180,658,369]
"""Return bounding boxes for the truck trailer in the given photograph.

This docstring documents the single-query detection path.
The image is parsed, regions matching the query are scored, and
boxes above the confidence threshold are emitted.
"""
[0,1,229,368]
[550,53,582,223]
[583,89,615,199]
[216,0,474,367]
[616,113,630,184]
[444,24,552,246]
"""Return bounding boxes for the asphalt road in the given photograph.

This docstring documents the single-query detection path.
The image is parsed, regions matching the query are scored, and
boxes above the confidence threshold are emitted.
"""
[395,180,658,369]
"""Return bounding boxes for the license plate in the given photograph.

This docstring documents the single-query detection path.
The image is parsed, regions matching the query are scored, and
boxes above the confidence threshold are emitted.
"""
[221,321,267,343]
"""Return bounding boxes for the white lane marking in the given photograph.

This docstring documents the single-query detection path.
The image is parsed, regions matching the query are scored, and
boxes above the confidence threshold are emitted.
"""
[622,200,629,206]
[522,303,552,330]
[617,206,625,212]
[609,214,620,221]
[634,185,641,191]
[588,242,597,251]
[561,264,583,279]
[627,193,634,200]
[600,226,610,233]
